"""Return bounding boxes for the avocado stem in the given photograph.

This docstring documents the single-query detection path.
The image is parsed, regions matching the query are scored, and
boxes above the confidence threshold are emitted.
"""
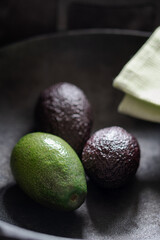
[70,194,78,202]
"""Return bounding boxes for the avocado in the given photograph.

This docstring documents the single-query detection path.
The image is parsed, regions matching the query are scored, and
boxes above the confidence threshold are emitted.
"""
[36,82,93,156]
[11,132,87,211]
[82,126,140,188]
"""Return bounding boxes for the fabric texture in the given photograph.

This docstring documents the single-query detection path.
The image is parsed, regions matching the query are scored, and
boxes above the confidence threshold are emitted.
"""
[113,27,160,122]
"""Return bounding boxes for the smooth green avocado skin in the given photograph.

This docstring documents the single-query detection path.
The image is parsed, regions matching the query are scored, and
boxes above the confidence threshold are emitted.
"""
[11,132,87,211]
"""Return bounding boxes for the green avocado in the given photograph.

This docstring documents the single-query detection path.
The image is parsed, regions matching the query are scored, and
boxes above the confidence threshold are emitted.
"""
[11,132,87,211]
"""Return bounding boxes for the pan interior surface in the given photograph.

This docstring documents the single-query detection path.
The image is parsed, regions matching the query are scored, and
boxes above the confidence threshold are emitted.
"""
[0,31,160,240]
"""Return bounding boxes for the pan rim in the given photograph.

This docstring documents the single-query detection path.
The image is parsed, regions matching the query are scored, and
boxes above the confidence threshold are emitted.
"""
[0,28,150,52]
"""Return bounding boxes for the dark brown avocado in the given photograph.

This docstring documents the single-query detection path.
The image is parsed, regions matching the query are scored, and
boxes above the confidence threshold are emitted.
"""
[36,82,93,155]
[82,126,140,188]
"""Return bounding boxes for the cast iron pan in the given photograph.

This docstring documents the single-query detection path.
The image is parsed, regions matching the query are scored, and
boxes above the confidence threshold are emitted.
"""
[1,29,160,240]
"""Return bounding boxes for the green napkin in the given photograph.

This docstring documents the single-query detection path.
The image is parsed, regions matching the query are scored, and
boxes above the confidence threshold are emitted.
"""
[113,27,160,123]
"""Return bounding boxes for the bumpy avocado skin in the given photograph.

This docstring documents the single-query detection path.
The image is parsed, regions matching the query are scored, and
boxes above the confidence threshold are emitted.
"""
[36,82,93,156]
[11,132,87,211]
[82,126,140,188]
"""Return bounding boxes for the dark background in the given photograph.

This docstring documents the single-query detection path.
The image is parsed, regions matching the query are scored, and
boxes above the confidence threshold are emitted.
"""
[0,0,160,47]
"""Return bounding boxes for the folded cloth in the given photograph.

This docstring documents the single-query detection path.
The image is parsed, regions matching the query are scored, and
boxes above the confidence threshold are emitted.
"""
[113,27,160,123]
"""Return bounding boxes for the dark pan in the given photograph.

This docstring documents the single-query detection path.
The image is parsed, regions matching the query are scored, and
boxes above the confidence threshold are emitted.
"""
[1,29,159,240]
